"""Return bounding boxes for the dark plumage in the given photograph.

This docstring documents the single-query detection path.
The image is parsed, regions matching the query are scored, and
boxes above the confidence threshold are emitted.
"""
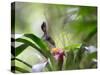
[41,22,55,47]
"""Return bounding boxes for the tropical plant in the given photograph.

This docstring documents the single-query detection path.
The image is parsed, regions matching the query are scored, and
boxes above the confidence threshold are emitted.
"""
[11,3,97,73]
[11,32,97,73]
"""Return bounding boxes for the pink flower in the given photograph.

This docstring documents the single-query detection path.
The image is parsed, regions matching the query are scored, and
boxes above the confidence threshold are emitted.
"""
[51,48,64,61]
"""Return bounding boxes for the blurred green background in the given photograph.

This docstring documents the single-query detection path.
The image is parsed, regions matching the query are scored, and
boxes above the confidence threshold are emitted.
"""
[11,2,97,73]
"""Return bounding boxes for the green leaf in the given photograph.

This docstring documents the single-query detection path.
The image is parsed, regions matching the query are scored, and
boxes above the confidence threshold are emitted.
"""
[64,51,75,70]
[74,46,85,63]
[24,34,49,51]
[80,52,97,68]
[87,52,97,59]
[11,66,30,73]
[15,44,29,57]
[23,34,57,70]
[64,43,82,50]
[16,38,40,50]
[24,34,51,57]
[83,26,97,42]
[16,38,50,58]
[11,58,32,68]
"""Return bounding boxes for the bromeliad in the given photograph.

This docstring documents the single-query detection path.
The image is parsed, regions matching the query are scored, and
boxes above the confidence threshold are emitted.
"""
[41,22,65,63]
[32,22,65,72]
[41,22,65,70]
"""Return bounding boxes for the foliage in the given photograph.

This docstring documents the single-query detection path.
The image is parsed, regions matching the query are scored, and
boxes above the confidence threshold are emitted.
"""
[11,34,97,73]
[11,2,97,73]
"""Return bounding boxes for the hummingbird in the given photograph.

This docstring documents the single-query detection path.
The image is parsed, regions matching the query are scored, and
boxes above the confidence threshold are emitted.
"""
[41,22,65,70]
[41,22,55,48]
[41,22,64,62]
